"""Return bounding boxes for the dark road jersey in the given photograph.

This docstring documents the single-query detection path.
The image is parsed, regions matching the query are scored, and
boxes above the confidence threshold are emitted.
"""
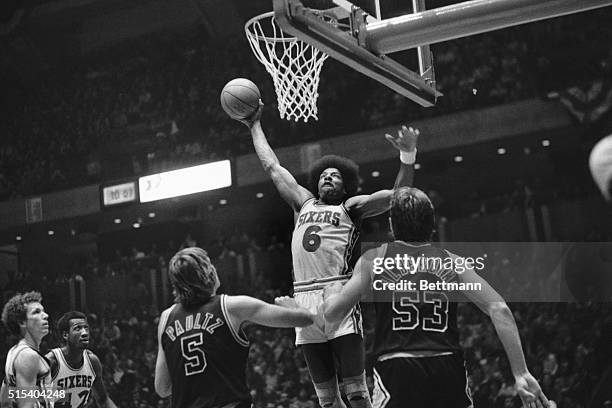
[161,295,251,408]
[372,242,462,357]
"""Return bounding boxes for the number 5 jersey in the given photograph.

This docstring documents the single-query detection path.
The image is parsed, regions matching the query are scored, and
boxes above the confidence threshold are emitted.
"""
[160,295,251,408]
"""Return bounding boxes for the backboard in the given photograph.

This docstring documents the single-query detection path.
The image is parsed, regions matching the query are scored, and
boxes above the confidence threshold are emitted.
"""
[274,0,612,108]
[274,0,440,107]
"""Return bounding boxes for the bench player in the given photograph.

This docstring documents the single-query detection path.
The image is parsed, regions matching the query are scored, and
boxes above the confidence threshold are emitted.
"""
[323,187,550,408]
[237,103,419,408]
[46,311,117,408]
[154,247,315,408]
[1,291,52,408]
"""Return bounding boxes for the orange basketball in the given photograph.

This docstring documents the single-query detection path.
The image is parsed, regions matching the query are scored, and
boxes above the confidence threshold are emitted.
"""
[220,78,261,120]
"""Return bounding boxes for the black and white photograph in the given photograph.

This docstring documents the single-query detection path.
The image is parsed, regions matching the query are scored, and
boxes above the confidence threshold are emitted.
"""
[1,0,612,407]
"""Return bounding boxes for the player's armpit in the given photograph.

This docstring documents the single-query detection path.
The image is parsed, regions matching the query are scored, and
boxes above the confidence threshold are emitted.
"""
[345,190,392,219]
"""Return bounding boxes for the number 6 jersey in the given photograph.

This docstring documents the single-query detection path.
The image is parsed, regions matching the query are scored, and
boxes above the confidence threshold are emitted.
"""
[160,295,251,408]
[291,198,359,285]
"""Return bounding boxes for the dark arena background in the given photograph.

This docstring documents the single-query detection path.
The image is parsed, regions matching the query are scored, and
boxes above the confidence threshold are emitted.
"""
[1,0,612,407]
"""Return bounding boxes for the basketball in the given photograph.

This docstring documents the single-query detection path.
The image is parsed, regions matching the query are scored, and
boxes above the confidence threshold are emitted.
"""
[220,78,261,120]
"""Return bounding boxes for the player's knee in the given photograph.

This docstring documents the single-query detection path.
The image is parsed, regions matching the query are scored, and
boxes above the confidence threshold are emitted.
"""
[343,373,371,408]
[314,378,345,408]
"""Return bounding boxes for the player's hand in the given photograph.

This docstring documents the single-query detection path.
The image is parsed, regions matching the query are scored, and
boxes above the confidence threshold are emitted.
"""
[515,372,550,408]
[238,100,264,129]
[274,296,299,309]
[385,125,419,152]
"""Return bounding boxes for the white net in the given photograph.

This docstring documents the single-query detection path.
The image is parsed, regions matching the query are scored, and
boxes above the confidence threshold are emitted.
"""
[245,11,328,122]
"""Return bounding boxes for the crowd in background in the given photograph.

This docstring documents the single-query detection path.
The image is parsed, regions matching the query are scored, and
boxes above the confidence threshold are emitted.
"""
[1,7,612,199]
[2,2,612,407]
[1,242,611,407]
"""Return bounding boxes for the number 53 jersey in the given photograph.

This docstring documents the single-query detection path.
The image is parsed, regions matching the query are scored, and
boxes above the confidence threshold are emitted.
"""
[372,242,462,357]
[291,198,359,284]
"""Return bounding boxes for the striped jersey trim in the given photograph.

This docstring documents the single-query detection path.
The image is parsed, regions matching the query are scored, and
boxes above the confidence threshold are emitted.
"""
[340,225,359,276]
[464,360,474,408]
[293,275,351,292]
[220,295,249,347]
[372,368,390,408]
[377,351,454,361]
[54,349,78,374]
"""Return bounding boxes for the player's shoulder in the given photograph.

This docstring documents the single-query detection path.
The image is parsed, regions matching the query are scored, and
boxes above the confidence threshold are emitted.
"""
[84,349,99,362]
[85,350,102,370]
[15,346,39,360]
[342,194,368,210]
[160,304,176,320]
[13,347,43,371]
[223,294,258,309]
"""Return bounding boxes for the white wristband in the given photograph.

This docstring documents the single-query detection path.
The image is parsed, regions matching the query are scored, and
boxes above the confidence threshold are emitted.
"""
[400,149,417,165]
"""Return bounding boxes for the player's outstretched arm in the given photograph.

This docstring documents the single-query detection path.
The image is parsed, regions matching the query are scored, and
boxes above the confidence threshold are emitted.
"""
[323,247,381,322]
[455,256,550,408]
[226,295,314,328]
[13,349,45,408]
[346,125,419,219]
[89,352,117,408]
[240,102,313,212]
[155,307,173,398]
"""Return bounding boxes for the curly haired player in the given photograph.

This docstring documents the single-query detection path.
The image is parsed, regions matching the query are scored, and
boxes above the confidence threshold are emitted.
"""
[1,292,52,408]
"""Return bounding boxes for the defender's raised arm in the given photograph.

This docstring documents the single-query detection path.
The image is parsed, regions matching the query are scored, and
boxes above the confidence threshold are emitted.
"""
[346,125,420,219]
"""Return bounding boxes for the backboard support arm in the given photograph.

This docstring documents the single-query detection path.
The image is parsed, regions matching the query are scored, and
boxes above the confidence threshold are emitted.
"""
[365,0,612,54]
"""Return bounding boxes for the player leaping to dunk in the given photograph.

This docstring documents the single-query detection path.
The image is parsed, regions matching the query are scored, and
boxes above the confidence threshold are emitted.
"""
[236,101,419,408]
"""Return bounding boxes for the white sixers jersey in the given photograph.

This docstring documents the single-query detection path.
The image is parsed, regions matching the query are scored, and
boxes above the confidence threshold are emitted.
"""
[51,348,96,408]
[291,198,359,283]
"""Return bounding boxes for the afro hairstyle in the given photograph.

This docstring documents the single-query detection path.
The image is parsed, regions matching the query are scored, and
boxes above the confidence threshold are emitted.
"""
[307,155,360,197]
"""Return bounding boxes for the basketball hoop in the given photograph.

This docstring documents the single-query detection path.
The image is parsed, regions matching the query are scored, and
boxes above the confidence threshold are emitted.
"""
[245,11,329,123]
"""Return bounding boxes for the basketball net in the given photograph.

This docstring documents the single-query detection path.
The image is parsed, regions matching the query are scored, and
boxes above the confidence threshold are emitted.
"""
[245,11,328,122]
